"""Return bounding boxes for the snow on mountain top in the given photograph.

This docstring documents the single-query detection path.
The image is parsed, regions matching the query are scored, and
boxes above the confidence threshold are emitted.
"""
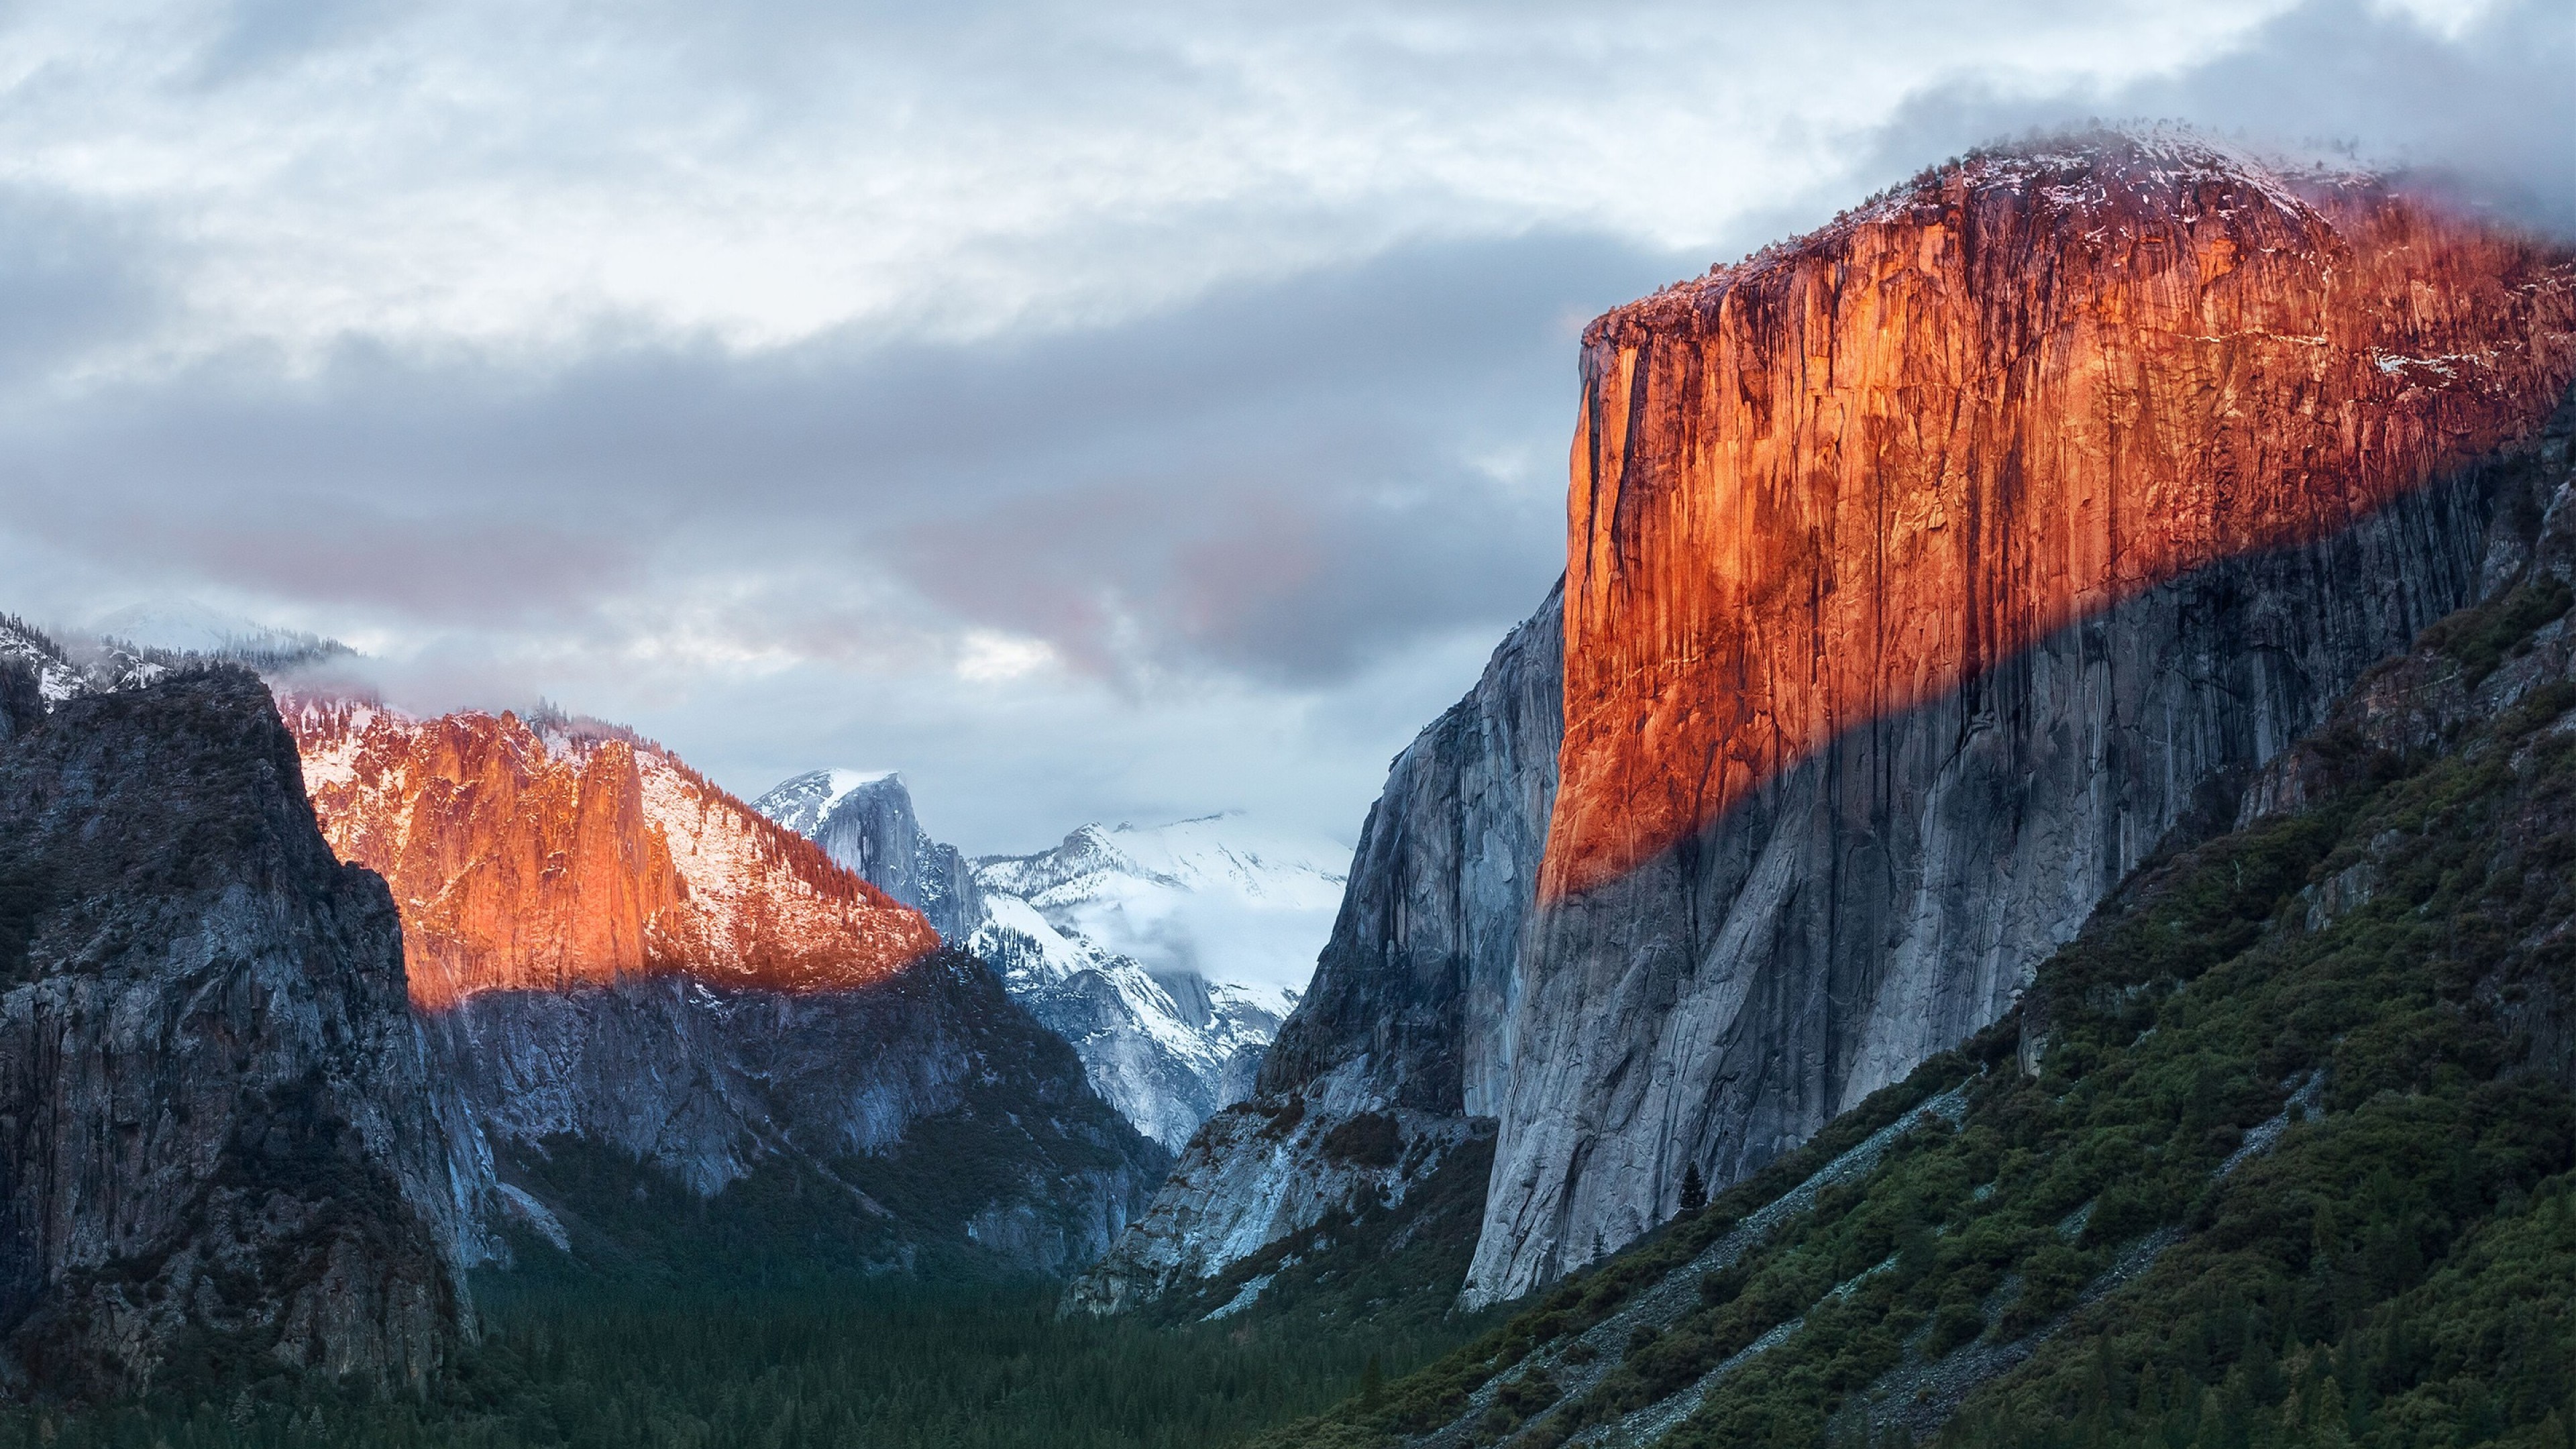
[0,615,86,704]
[974,810,1348,996]
[749,767,900,837]
[978,811,1348,905]
[89,598,352,665]
[827,767,896,800]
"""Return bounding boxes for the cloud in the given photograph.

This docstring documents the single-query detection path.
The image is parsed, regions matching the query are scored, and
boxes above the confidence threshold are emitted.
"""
[0,229,1673,690]
[1860,0,2575,235]
[0,0,2563,864]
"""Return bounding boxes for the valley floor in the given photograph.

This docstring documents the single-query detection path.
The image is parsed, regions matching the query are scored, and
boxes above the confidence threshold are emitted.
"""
[0,1274,1472,1449]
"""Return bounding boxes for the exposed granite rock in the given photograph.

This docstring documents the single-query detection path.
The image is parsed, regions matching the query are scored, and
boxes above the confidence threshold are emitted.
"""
[430,949,1167,1274]
[1472,465,2504,1305]
[753,771,984,943]
[0,670,469,1397]
[1468,131,2576,1307]
[285,702,1157,1277]
[1067,584,1561,1311]
[288,701,938,1012]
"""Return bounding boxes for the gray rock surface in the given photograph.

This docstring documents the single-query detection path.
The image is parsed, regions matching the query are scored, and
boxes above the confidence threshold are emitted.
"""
[0,669,470,1397]
[431,949,1169,1275]
[1464,460,2503,1306]
[1069,580,1562,1311]
[753,771,983,942]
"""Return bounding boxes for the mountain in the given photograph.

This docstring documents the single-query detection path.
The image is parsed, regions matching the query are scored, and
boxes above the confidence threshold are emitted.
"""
[972,816,1329,1150]
[1264,405,2576,1444]
[0,665,470,1398]
[751,769,985,943]
[1,608,353,710]
[288,700,1165,1276]
[755,771,1334,1152]
[1077,130,2576,1321]
[91,599,354,672]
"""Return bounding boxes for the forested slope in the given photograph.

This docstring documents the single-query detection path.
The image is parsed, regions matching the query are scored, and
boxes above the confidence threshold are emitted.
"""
[1263,445,2576,1449]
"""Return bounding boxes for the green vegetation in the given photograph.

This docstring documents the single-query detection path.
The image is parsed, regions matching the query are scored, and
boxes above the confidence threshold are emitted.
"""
[0,1116,1488,1447]
[0,1276,1461,1449]
[1133,1126,1507,1344]
[1267,603,2576,1446]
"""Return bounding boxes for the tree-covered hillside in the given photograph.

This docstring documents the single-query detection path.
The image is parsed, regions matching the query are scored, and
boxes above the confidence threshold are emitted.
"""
[1262,471,2576,1448]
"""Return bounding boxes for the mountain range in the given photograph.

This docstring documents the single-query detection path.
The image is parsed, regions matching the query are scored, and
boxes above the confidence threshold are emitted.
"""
[1,125,2572,1444]
[1076,127,2576,1342]
[753,770,1332,1151]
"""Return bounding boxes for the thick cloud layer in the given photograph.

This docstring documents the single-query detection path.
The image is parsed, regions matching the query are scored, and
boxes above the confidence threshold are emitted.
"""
[0,0,2563,857]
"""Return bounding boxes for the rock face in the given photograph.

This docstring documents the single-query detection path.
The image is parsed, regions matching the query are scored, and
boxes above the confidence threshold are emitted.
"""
[427,951,1165,1273]
[288,702,940,1011]
[1068,587,1561,1311]
[754,769,1328,1154]
[291,700,1161,1274]
[0,670,468,1397]
[969,817,1328,1151]
[1470,133,2576,1305]
[753,770,984,942]
[1084,131,2576,1319]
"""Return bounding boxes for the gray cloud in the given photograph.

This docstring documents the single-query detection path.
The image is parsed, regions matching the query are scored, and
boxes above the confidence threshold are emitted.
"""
[2,231,1674,684]
[1862,0,2575,235]
[0,0,2562,855]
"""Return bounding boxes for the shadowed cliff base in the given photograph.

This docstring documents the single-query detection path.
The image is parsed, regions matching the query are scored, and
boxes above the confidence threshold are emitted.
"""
[0,669,471,1401]
[1258,385,2576,1449]
[432,951,1172,1280]
[1469,421,2538,1307]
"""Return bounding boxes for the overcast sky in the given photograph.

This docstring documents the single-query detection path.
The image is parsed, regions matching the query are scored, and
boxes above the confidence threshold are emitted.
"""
[0,0,2567,856]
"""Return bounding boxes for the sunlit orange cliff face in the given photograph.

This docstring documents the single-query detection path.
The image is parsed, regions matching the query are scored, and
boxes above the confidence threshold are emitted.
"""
[1544,133,2576,901]
[286,699,941,1011]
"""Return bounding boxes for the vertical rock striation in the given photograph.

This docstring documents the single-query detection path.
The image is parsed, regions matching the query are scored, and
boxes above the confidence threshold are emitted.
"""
[753,770,985,943]
[0,670,468,1397]
[1067,586,1562,1311]
[1466,132,2576,1305]
[1082,130,2576,1320]
[290,699,1161,1274]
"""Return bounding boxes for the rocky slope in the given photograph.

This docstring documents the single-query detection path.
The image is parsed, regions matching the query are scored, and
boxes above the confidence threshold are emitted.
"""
[1083,129,2576,1321]
[755,771,1328,1153]
[289,702,939,1012]
[1069,585,1562,1311]
[1264,407,2576,1448]
[1474,130,2576,1307]
[971,816,1325,1150]
[753,769,984,941]
[0,668,470,1398]
[290,702,1162,1275]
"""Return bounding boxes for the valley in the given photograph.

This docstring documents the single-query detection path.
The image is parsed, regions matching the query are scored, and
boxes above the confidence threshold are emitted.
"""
[0,124,2571,1449]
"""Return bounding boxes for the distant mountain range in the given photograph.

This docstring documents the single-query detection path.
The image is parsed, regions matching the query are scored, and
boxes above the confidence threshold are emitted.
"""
[753,771,1339,1150]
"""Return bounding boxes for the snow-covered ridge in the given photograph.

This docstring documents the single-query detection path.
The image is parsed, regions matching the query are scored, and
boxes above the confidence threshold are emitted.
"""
[974,813,1346,999]
[757,776,1344,1152]
[0,601,357,712]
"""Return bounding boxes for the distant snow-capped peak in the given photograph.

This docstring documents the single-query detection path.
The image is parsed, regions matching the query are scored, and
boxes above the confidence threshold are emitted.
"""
[754,773,1345,1152]
[973,812,1346,997]
[753,767,899,839]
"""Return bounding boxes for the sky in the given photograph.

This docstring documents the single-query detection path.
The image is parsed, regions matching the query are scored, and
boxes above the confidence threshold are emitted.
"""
[0,0,2567,859]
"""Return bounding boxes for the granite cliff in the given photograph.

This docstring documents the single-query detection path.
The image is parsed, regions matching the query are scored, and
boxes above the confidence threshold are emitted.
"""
[0,669,469,1397]
[289,700,1163,1275]
[1081,130,2576,1319]
[1473,130,2576,1305]
[1068,585,1562,1311]
[753,769,984,942]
